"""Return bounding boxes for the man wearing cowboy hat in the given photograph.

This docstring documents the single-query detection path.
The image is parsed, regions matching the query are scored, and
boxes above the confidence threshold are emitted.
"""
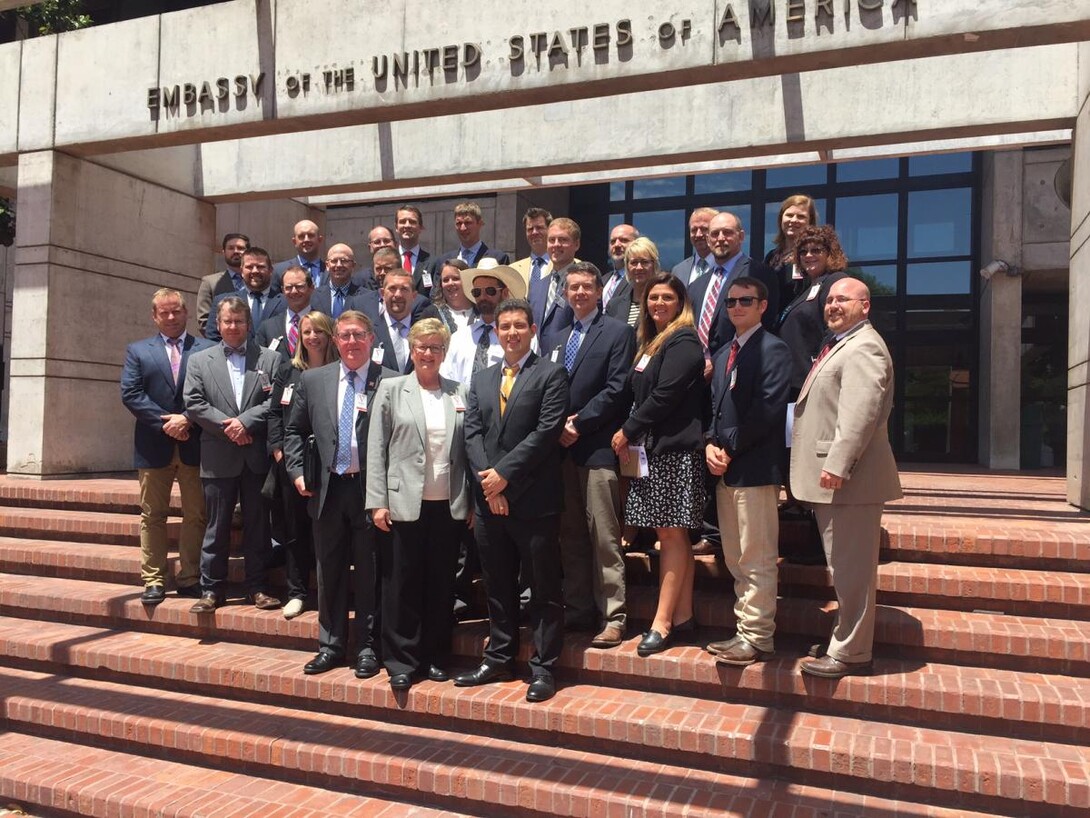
[440,258,527,386]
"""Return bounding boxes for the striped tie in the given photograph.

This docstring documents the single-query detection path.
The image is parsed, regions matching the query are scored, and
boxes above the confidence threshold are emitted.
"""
[697,267,725,350]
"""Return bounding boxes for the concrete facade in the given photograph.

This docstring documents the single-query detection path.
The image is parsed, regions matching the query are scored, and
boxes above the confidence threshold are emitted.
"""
[1067,43,1090,507]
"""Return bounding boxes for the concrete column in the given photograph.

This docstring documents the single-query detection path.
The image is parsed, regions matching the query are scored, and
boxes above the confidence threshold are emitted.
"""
[1067,47,1090,507]
[978,151,1023,470]
[215,200,326,270]
[8,151,214,475]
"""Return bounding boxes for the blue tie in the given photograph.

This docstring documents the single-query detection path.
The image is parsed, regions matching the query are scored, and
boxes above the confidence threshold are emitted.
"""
[564,321,582,372]
[308,262,321,286]
[333,371,357,474]
[250,292,264,327]
[333,287,346,318]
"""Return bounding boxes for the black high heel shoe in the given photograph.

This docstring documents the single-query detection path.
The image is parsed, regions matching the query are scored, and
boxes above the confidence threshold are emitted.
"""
[636,628,674,657]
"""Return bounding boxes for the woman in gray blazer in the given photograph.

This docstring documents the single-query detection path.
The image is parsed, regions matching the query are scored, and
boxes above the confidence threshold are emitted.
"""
[367,317,472,691]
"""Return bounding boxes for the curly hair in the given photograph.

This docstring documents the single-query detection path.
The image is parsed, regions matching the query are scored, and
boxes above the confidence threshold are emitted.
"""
[794,224,849,273]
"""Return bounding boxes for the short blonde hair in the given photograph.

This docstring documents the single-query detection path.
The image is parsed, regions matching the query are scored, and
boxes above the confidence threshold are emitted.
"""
[408,317,450,349]
[151,288,185,310]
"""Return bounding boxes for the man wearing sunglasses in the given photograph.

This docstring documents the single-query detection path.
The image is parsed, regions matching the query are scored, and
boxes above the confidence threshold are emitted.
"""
[704,276,792,666]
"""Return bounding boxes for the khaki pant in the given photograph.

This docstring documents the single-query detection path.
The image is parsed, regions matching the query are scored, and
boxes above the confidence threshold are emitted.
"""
[558,459,627,628]
[715,482,780,652]
[138,449,204,588]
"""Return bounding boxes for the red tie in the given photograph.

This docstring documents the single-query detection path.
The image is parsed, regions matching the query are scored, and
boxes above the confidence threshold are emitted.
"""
[402,251,413,273]
[801,341,834,393]
[725,340,740,374]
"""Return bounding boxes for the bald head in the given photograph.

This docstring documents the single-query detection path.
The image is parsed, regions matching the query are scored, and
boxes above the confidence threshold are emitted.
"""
[824,276,871,335]
[368,225,396,254]
[326,243,357,287]
[291,219,323,262]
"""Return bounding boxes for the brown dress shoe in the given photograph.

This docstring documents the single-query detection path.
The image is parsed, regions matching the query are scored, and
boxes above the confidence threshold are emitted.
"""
[190,592,219,614]
[705,635,742,656]
[713,638,771,666]
[250,591,282,610]
[590,624,625,649]
[800,655,872,679]
[690,538,718,556]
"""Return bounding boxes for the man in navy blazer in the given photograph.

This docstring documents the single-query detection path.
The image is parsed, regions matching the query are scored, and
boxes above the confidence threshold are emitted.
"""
[457,298,570,703]
[272,219,326,287]
[310,243,365,318]
[120,289,213,605]
[207,247,285,342]
[548,262,635,648]
[255,265,314,365]
[428,201,511,276]
[358,269,440,374]
[704,276,792,666]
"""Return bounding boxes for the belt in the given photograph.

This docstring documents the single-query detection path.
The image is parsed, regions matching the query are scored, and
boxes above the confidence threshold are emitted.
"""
[328,471,361,481]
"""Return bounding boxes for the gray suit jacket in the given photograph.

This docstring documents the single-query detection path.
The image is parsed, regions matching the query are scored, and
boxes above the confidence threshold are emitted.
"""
[790,321,902,505]
[183,343,280,478]
[365,374,470,521]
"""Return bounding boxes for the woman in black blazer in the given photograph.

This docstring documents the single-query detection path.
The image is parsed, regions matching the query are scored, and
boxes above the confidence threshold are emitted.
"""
[267,310,337,619]
[611,273,707,656]
[764,194,818,308]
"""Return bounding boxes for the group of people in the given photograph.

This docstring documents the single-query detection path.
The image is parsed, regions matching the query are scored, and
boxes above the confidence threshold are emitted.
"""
[120,195,901,704]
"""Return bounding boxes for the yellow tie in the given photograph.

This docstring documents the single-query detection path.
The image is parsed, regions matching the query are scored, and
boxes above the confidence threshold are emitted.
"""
[499,364,519,415]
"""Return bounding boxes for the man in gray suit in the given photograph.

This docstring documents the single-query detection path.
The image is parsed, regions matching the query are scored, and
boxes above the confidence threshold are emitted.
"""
[672,208,719,285]
[284,310,393,678]
[196,233,249,335]
[183,296,283,614]
[791,278,902,678]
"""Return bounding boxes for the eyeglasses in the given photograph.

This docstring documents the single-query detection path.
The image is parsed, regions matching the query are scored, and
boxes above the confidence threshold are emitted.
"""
[471,287,502,297]
[281,284,309,293]
[825,296,867,306]
[627,259,655,268]
[336,331,370,341]
[799,247,827,256]
[413,344,446,355]
[725,296,761,307]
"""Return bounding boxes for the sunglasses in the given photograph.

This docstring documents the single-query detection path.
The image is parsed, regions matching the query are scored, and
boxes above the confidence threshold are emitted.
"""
[725,296,761,307]
[471,286,501,297]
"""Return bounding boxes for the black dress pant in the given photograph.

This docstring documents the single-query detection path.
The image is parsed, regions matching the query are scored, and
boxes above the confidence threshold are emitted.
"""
[313,473,378,657]
[380,500,461,676]
[475,511,563,676]
[275,458,314,601]
[200,466,271,597]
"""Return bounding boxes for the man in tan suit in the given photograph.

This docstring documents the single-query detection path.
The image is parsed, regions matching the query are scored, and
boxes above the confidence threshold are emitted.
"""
[790,277,902,678]
[511,207,552,289]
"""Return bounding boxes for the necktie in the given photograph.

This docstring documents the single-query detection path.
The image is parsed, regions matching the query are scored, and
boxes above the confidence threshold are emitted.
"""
[697,266,724,350]
[168,337,182,385]
[460,247,474,264]
[250,292,264,328]
[603,272,621,306]
[564,321,582,372]
[307,261,320,286]
[546,269,562,309]
[333,287,346,318]
[231,272,246,293]
[392,320,408,371]
[402,250,413,274]
[224,344,246,357]
[726,339,740,374]
[801,340,835,393]
[697,258,709,276]
[531,256,544,280]
[287,313,300,355]
[334,371,357,474]
[499,364,519,416]
[472,324,492,375]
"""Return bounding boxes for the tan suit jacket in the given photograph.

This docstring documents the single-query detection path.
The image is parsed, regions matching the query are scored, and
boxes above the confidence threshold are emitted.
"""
[790,321,902,506]
[511,256,533,289]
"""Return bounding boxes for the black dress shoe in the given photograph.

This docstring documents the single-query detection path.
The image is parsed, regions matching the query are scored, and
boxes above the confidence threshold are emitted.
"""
[189,592,220,614]
[427,665,450,682]
[389,673,413,691]
[303,651,343,675]
[354,651,381,679]
[174,583,201,599]
[636,628,673,657]
[526,674,556,703]
[140,586,166,605]
[453,662,514,687]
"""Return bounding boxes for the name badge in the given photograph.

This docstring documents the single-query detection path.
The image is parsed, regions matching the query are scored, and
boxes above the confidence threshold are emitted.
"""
[729,369,738,391]
[451,394,466,412]
[257,370,272,393]
[421,270,433,288]
[280,384,294,405]
[806,283,821,302]
[268,337,281,351]
[371,344,385,365]
[634,354,651,373]
[551,348,560,363]
[355,392,369,413]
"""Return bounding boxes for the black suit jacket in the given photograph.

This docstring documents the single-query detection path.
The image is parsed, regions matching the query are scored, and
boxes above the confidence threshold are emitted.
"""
[310,281,368,317]
[687,255,780,356]
[254,312,302,366]
[464,353,569,518]
[603,278,636,326]
[401,247,434,295]
[775,271,848,394]
[429,243,510,276]
[358,291,440,374]
[273,258,325,288]
[707,327,792,487]
[283,360,393,518]
[206,289,285,342]
[547,313,635,468]
[621,328,706,455]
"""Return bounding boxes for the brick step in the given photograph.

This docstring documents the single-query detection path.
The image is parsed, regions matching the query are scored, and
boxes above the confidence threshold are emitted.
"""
[3,571,1086,677]
[0,506,180,546]
[0,477,155,515]
[0,730,451,818]
[0,664,1056,817]
[3,574,1089,740]
[3,613,1085,754]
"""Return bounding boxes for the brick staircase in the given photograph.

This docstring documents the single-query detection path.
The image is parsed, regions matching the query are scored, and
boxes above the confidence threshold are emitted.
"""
[0,468,1087,817]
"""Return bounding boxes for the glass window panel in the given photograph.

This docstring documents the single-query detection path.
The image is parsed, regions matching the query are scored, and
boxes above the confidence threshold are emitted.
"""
[835,193,898,262]
[850,264,897,297]
[902,343,973,459]
[763,199,827,257]
[633,176,686,199]
[608,213,624,232]
[904,304,973,331]
[694,171,752,194]
[909,152,973,176]
[908,188,971,258]
[906,260,971,295]
[632,209,686,270]
[766,164,827,189]
[609,182,626,202]
[836,158,900,182]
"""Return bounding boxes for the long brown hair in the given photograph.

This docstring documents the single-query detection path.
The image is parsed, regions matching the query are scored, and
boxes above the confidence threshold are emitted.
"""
[772,194,819,250]
[635,273,695,360]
